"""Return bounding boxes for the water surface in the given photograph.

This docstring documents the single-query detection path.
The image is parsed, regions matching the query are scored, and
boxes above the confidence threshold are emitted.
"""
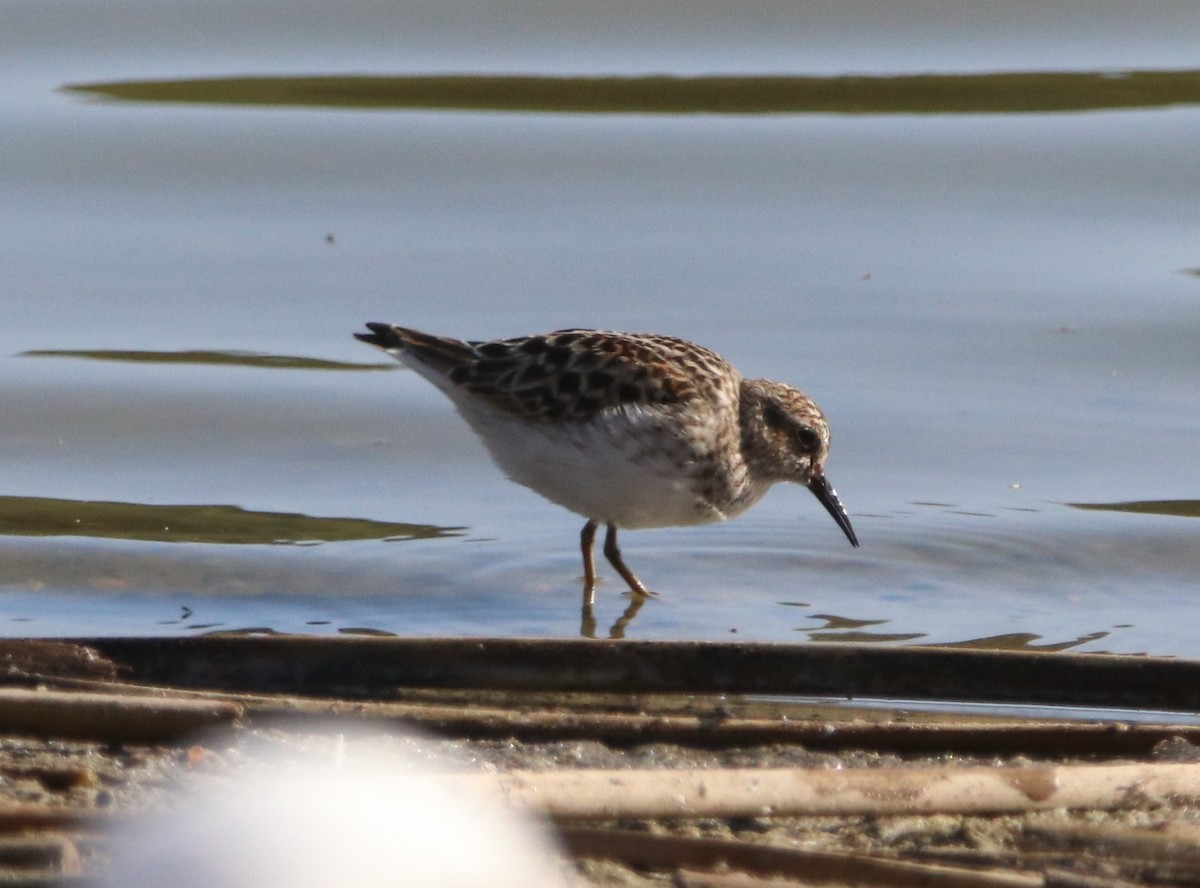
[2,1,1199,650]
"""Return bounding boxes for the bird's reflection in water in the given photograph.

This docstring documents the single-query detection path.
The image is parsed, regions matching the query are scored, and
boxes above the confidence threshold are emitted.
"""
[580,594,647,639]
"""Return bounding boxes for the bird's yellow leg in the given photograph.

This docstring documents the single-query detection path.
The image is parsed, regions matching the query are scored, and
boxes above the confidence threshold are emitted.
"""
[580,519,599,606]
[603,524,653,598]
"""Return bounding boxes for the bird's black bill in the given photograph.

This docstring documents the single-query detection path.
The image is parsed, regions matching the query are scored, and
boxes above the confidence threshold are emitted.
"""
[807,474,859,548]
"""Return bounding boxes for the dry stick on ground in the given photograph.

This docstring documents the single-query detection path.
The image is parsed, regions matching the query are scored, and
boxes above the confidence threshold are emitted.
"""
[0,806,107,834]
[1041,868,1155,888]
[21,675,1200,758]
[1025,821,1200,866]
[8,761,1200,833]
[1025,822,1200,885]
[907,846,1079,873]
[0,688,242,744]
[563,828,1042,888]
[77,636,1200,712]
[0,835,81,873]
[452,762,1200,820]
[237,696,1200,757]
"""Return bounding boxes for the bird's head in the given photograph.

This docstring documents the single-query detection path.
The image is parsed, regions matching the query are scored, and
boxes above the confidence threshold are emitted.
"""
[741,379,859,548]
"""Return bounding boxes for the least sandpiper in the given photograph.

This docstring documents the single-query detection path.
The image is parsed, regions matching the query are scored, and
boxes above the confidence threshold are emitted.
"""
[355,324,858,604]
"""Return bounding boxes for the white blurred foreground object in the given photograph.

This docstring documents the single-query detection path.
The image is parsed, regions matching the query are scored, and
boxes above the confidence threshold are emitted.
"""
[99,737,571,888]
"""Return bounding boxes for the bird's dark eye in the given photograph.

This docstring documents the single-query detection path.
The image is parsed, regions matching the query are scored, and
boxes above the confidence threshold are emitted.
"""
[791,424,822,452]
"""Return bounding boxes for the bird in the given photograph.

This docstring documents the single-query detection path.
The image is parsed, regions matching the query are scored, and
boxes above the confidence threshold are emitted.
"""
[355,324,858,607]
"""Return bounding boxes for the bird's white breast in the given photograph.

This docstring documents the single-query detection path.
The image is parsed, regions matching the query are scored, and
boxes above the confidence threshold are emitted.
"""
[456,398,736,529]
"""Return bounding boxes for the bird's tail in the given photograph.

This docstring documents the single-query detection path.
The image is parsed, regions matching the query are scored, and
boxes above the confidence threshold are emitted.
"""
[353,322,409,350]
[354,323,474,374]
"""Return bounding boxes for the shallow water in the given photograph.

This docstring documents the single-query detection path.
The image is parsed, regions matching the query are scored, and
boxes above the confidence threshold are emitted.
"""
[2,1,1199,650]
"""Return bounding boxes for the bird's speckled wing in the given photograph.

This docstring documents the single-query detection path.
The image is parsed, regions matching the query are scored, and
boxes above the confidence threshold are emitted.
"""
[356,324,737,422]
